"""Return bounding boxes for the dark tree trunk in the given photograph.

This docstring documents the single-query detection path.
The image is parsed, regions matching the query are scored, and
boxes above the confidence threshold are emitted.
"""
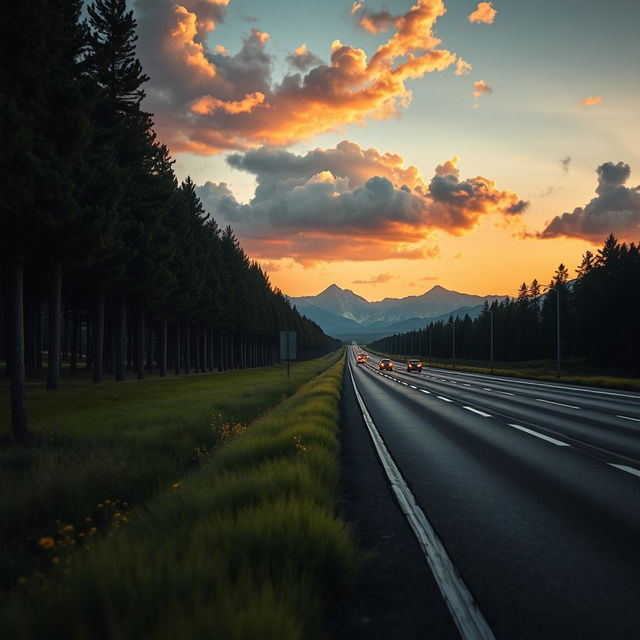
[36,305,43,371]
[7,253,28,440]
[93,286,105,383]
[160,315,167,377]
[203,327,209,372]
[218,333,223,372]
[70,309,80,374]
[127,318,134,370]
[136,306,145,380]
[62,307,69,362]
[46,261,62,390]
[25,296,38,376]
[184,322,191,374]
[146,317,154,375]
[174,321,181,375]
[115,293,127,381]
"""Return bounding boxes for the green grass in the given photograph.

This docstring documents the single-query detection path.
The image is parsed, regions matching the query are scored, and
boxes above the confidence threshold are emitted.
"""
[0,351,342,589]
[366,348,640,391]
[0,355,356,639]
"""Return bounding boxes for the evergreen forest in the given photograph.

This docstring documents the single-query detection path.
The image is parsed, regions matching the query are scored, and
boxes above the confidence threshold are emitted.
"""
[0,0,337,440]
[370,235,640,374]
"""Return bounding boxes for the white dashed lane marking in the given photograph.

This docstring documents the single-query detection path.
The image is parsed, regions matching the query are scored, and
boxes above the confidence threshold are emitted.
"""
[463,406,492,418]
[609,464,640,478]
[617,415,640,423]
[536,398,580,409]
[437,396,453,403]
[507,423,570,447]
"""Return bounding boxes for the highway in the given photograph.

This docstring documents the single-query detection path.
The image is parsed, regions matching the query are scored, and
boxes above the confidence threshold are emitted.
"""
[348,346,640,639]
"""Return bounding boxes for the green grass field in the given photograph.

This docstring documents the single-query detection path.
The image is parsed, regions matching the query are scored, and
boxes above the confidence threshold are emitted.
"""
[1,353,356,638]
[0,351,343,591]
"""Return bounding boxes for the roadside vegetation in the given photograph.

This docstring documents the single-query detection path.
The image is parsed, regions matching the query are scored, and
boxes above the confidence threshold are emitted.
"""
[1,353,354,638]
[0,350,342,593]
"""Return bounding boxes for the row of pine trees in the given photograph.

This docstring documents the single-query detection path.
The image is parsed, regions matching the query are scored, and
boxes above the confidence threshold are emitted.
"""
[370,235,640,372]
[0,0,336,440]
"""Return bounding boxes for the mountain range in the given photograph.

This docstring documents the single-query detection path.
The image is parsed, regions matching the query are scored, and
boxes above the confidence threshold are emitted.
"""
[290,284,506,340]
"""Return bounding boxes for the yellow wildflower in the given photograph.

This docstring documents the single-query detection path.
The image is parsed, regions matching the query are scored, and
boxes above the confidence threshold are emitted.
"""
[38,537,55,550]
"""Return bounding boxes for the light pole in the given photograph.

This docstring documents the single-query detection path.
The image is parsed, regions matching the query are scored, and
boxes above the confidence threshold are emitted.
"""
[546,286,561,378]
[490,310,494,374]
[446,320,456,369]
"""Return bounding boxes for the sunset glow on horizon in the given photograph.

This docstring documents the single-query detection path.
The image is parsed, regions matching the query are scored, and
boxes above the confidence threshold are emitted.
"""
[135,0,640,300]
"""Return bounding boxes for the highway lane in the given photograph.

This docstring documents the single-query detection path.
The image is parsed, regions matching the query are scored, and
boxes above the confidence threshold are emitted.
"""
[360,350,640,466]
[348,347,640,638]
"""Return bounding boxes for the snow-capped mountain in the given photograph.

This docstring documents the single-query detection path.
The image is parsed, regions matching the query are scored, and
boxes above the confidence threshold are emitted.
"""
[290,284,506,339]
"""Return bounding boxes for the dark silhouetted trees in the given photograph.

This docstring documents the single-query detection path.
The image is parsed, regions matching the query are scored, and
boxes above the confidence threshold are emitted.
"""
[1,0,337,438]
[370,235,640,374]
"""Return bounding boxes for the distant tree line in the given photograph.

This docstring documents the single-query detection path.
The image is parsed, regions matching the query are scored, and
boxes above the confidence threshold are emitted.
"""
[370,235,640,373]
[0,0,336,440]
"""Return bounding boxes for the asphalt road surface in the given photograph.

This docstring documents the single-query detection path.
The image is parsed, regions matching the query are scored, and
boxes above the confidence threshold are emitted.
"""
[348,346,640,639]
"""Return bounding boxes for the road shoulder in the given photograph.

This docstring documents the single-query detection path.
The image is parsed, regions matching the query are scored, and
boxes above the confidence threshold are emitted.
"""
[326,362,459,639]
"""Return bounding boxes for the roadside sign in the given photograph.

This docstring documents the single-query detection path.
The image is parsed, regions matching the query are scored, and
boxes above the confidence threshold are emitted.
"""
[280,331,297,378]
[280,331,297,360]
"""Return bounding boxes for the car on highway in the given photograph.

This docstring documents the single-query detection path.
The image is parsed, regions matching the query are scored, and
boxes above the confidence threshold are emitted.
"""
[406,360,423,373]
[356,354,367,364]
[379,358,394,371]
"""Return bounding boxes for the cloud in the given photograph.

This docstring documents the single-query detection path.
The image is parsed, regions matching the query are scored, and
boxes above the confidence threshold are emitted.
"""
[358,10,398,34]
[195,141,527,264]
[468,2,497,24]
[455,58,472,76]
[352,272,395,284]
[560,156,571,173]
[135,0,460,154]
[538,161,640,241]
[419,275,439,281]
[453,252,462,259]
[351,1,363,14]
[472,80,493,98]
[286,44,324,71]
[582,96,604,106]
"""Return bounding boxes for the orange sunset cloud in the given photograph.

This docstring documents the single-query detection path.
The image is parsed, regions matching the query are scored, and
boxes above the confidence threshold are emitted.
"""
[472,80,493,98]
[195,141,527,264]
[136,0,463,154]
[581,96,604,106]
[468,2,497,24]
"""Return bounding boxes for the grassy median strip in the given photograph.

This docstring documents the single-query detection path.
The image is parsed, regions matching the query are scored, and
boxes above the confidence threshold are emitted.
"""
[1,355,357,638]
[0,351,342,589]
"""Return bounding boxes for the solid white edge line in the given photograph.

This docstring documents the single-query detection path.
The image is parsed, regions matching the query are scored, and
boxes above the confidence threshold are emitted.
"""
[348,363,495,640]
[536,398,580,410]
[463,406,492,418]
[437,396,453,402]
[617,415,640,423]
[608,463,640,478]
[507,423,570,447]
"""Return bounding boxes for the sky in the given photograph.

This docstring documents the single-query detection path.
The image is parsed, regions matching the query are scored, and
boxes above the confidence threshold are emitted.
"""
[133,0,640,299]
